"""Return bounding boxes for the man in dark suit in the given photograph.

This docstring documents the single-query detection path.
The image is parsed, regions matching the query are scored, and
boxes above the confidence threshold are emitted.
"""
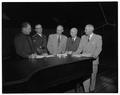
[14,22,37,58]
[32,24,47,55]
[65,27,80,54]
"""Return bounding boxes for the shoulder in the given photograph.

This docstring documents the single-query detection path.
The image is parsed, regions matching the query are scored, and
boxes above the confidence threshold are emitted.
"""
[81,35,86,39]
[14,34,25,44]
[15,33,23,41]
[49,34,55,37]
[68,37,71,40]
[48,34,56,41]
[62,35,67,39]
[42,34,46,38]
[94,34,102,39]
[76,36,80,40]
[32,34,39,39]
[32,34,38,37]
[67,37,71,41]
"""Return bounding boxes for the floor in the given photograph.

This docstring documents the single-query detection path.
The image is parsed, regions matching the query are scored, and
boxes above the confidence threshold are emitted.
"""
[69,63,118,93]
[44,63,118,93]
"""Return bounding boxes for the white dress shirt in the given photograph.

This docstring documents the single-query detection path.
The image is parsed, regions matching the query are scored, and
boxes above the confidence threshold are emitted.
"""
[72,36,77,41]
[89,33,93,40]
[37,33,42,37]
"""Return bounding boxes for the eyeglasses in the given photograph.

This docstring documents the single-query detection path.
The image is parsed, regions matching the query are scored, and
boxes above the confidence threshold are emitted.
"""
[57,29,63,31]
[35,28,42,29]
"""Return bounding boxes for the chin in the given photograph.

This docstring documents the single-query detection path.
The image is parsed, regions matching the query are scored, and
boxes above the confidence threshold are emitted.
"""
[27,33,30,35]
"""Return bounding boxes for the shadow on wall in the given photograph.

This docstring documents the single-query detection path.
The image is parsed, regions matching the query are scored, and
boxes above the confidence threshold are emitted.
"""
[97,25,117,67]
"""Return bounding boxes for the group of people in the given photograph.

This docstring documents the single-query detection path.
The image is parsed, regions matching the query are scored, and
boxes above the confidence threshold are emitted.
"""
[14,22,102,92]
[14,23,81,58]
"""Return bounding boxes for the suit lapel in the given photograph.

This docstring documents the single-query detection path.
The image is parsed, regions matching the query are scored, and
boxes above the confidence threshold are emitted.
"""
[74,37,78,43]
[88,34,97,46]
[59,35,63,43]
[90,34,95,42]
[54,34,59,47]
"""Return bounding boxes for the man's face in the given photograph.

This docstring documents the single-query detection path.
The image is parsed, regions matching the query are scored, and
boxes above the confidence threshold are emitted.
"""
[35,25,42,34]
[22,24,31,35]
[70,28,77,38]
[85,25,94,35]
[56,26,64,35]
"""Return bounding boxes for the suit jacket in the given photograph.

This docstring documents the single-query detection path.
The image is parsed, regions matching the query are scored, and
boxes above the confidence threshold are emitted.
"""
[47,34,67,55]
[32,34,47,54]
[66,37,80,52]
[75,33,102,64]
[14,33,35,58]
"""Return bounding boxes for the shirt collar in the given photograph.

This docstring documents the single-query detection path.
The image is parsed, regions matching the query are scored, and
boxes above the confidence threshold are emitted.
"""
[57,34,61,39]
[37,33,42,37]
[89,33,93,40]
[72,36,77,41]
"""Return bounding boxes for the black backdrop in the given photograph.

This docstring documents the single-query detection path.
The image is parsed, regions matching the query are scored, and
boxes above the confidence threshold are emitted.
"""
[2,2,118,67]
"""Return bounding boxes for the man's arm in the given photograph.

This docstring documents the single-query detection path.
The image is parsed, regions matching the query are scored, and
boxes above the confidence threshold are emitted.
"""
[42,36,47,53]
[65,38,70,52]
[92,36,102,58]
[47,35,53,54]
[61,36,67,54]
[14,37,29,58]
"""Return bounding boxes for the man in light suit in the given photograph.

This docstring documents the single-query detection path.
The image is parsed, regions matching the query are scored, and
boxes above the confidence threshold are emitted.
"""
[73,24,102,92]
[47,25,67,55]
[66,27,80,54]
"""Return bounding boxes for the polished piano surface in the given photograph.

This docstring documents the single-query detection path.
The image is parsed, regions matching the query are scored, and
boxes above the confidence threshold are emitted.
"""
[3,55,93,93]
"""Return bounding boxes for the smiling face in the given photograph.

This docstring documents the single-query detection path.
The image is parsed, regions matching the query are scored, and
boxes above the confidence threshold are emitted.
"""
[56,25,64,35]
[85,24,94,36]
[70,28,78,38]
[35,24,42,34]
[22,24,31,35]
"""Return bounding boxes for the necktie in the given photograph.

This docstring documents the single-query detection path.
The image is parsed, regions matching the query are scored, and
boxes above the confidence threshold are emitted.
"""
[88,36,90,42]
[57,35,61,47]
[72,38,74,43]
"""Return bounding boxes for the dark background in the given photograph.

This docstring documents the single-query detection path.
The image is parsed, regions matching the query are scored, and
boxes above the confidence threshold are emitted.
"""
[2,2,118,68]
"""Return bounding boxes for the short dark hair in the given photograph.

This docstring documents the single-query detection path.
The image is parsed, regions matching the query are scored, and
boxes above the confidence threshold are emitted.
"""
[21,22,30,28]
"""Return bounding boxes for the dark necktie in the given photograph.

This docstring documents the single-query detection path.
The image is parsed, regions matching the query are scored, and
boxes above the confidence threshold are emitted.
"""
[88,36,90,42]
[72,38,74,43]
[57,35,61,47]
